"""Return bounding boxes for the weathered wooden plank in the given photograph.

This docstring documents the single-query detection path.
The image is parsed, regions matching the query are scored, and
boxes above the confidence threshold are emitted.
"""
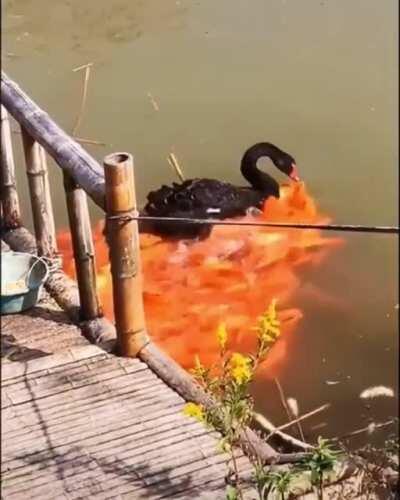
[4,365,164,412]
[3,372,165,423]
[1,354,108,388]
[97,453,251,499]
[5,362,153,403]
[64,442,222,498]
[4,395,183,456]
[3,356,143,393]
[3,428,215,495]
[6,439,231,500]
[2,345,111,380]
[4,382,183,443]
[3,417,202,483]
[2,407,188,475]
[4,374,163,425]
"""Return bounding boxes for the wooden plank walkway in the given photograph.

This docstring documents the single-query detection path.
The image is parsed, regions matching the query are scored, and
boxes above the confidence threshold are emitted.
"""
[1,344,253,499]
[1,246,255,498]
[1,294,88,363]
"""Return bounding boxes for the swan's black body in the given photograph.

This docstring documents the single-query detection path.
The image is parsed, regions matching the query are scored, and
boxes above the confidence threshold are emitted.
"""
[142,142,299,239]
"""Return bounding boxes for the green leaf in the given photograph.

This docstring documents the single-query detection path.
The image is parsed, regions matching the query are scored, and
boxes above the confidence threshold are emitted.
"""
[225,485,239,500]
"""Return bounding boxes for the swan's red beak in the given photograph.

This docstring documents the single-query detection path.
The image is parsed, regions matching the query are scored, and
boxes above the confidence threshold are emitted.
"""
[289,163,300,182]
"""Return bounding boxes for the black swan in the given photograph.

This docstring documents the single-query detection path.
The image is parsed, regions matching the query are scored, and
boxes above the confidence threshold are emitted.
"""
[141,142,300,239]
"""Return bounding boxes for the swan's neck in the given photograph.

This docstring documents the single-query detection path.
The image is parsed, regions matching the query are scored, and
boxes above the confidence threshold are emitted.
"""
[240,146,280,196]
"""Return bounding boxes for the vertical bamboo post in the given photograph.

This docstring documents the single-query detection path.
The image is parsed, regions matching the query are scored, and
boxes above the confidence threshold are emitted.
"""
[21,126,58,258]
[63,171,102,321]
[103,152,148,357]
[1,105,22,229]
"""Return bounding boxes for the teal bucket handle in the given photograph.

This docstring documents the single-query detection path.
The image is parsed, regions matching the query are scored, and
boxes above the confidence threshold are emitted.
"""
[25,256,50,289]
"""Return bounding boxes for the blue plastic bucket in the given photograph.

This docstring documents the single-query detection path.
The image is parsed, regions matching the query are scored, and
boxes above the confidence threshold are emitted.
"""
[1,252,49,315]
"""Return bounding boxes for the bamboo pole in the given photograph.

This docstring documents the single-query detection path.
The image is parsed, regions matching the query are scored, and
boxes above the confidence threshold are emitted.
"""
[1,71,106,209]
[0,105,21,229]
[21,126,58,258]
[103,152,149,357]
[63,172,102,321]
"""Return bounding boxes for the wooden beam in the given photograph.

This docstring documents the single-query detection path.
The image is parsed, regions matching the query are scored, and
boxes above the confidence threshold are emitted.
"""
[1,71,106,209]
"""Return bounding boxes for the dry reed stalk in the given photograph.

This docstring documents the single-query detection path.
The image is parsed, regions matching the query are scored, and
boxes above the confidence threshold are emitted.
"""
[167,152,185,182]
[147,92,160,111]
[331,419,397,442]
[256,403,330,440]
[73,137,106,147]
[72,62,94,72]
[72,63,91,136]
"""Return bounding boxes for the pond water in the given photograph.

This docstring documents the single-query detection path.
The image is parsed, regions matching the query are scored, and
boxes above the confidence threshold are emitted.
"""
[2,0,398,447]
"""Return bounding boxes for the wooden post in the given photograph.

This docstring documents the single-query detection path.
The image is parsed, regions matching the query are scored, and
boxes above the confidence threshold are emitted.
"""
[104,152,148,357]
[21,126,58,258]
[63,172,102,321]
[0,105,21,229]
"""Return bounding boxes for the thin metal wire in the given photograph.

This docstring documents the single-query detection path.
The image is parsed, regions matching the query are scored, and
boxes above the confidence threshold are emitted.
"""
[106,214,399,234]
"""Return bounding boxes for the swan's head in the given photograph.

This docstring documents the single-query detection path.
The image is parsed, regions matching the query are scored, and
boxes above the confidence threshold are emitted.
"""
[241,142,301,187]
[273,151,300,182]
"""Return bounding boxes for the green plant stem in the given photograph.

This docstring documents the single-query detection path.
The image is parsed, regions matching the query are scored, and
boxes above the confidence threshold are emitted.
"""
[230,450,244,500]
[318,475,323,500]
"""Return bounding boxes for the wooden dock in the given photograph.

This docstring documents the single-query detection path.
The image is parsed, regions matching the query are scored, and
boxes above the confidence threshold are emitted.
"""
[2,72,377,499]
[1,304,253,499]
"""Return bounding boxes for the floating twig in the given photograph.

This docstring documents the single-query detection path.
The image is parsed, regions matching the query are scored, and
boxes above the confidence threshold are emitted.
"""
[256,404,330,440]
[72,62,94,73]
[73,137,106,147]
[72,63,92,136]
[147,92,160,111]
[252,413,314,450]
[167,152,186,182]
[274,378,306,442]
[331,419,397,442]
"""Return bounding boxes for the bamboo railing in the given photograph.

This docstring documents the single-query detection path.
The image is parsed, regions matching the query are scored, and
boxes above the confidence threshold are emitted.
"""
[3,70,331,463]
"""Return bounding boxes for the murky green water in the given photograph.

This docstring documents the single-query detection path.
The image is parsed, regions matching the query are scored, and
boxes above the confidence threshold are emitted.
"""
[2,0,398,445]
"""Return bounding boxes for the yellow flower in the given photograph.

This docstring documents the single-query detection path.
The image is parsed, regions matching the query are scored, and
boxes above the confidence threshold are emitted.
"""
[183,402,204,421]
[230,352,250,367]
[216,322,228,350]
[258,300,281,341]
[229,352,252,384]
[268,299,278,320]
[194,354,202,370]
